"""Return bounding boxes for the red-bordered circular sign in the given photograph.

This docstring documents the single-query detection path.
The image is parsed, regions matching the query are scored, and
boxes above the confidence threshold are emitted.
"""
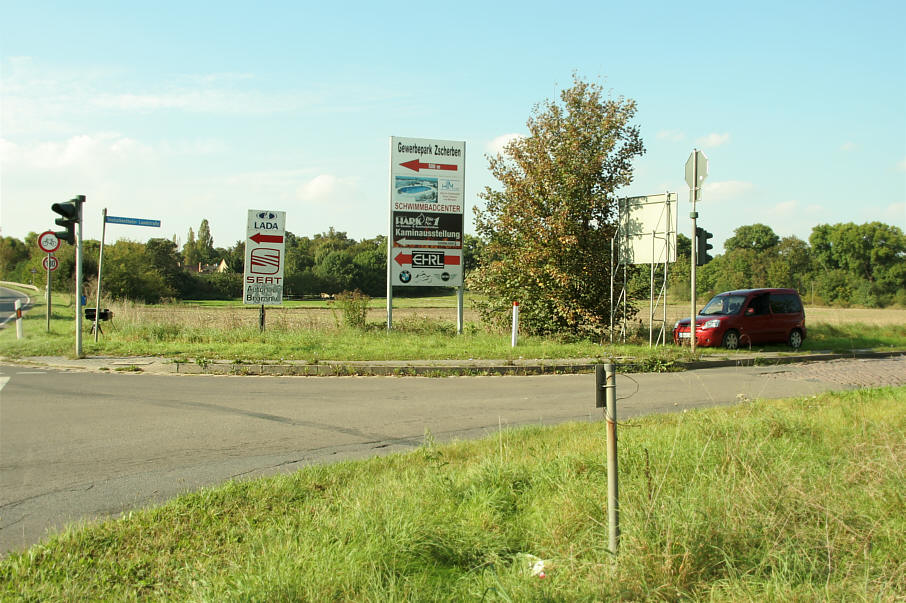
[38,230,61,253]
[43,255,59,272]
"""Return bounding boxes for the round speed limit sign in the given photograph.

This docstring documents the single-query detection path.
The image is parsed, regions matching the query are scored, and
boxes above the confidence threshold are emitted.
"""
[43,255,59,272]
[38,230,61,253]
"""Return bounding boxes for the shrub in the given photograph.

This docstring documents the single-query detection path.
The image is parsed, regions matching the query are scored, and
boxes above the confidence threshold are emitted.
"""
[333,290,370,330]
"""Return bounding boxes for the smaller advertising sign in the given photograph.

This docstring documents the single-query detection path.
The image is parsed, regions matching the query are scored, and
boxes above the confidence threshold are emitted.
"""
[243,209,286,305]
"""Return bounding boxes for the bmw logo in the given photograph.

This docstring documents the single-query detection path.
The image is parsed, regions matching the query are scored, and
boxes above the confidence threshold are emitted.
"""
[399,271,411,283]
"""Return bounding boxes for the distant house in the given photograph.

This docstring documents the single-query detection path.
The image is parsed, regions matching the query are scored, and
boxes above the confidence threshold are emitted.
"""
[187,260,232,274]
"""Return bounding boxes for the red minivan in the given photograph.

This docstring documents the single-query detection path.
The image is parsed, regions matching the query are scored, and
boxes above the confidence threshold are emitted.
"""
[673,288,806,349]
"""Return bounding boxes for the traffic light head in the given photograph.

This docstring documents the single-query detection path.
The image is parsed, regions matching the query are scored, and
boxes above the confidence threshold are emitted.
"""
[51,195,84,244]
[696,227,714,266]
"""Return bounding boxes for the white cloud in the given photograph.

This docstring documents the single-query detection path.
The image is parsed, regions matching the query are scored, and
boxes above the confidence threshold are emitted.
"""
[839,141,858,151]
[696,132,731,147]
[896,158,906,172]
[656,129,685,142]
[703,180,753,201]
[2,133,153,169]
[297,174,342,202]
[486,133,523,155]
[91,89,307,114]
[885,202,906,223]
[771,200,799,216]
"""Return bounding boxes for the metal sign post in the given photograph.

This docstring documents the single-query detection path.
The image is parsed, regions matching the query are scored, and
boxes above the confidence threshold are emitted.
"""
[685,150,708,353]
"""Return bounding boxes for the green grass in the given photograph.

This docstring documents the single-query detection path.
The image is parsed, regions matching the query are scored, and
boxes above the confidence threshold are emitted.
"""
[2,291,904,362]
[3,387,904,600]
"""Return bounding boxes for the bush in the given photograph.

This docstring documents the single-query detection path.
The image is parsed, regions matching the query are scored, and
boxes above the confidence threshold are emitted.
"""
[333,290,370,330]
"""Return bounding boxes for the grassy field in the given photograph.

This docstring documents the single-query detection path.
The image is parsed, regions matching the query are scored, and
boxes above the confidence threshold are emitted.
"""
[2,289,905,361]
[2,386,903,600]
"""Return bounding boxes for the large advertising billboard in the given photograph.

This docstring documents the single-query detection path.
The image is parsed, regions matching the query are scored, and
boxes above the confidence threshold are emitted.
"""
[389,137,465,287]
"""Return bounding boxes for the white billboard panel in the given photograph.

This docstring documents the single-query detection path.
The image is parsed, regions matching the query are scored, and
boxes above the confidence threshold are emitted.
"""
[619,193,677,265]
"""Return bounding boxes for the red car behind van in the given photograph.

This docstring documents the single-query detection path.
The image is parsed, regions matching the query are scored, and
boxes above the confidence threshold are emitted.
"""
[673,288,806,349]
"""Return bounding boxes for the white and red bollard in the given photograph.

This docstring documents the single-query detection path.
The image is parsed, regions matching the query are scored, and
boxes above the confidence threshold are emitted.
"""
[511,301,519,347]
[15,299,24,339]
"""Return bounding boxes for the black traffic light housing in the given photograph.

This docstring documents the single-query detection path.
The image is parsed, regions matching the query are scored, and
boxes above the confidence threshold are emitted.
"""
[696,226,714,266]
[51,195,84,244]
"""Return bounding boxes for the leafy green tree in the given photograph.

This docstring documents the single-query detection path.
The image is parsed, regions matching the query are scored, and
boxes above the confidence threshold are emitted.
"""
[462,234,484,274]
[469,75,645,336]
[102,241,173,302]
[810,222,906,306]
[195,219,215,264]
[316,250,361,293]
[145,238,191,295]
[183,227,199,269]
[0,236,29,278]
[724,223,779,252]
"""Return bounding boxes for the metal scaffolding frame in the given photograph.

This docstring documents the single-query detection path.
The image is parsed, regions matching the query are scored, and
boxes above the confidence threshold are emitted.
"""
[610,192,677,346]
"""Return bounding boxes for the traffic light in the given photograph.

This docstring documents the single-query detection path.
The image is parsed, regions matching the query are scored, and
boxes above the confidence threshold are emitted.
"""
[696,226,714,266]
[51,195,84,244]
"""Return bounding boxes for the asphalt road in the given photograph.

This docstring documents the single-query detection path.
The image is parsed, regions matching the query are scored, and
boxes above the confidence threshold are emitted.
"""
[1,357,903,555]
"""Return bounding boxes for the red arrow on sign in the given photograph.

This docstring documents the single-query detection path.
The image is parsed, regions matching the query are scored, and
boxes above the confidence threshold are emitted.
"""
[394,252,461,266]
[250,233,284,244]
[400,159,458,173]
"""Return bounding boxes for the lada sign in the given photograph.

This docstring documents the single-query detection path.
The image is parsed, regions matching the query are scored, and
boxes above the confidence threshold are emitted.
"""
[243,209,286,305]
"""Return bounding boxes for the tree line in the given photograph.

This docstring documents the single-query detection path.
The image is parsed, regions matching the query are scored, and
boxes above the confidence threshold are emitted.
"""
[0,223,484,303]
[661,222,906,308]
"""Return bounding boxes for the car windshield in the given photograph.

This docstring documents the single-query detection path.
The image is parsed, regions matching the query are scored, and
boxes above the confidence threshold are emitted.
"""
[700,294,747,316]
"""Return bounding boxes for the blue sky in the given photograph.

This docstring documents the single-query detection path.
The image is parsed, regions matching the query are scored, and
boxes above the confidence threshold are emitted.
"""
[2,0,904,253]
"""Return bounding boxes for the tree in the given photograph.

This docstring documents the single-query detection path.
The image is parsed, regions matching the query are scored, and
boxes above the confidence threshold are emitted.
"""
[0,236,29,278]
[724,223,779,252]
[195,219,215,264]
[183,227,199,269]
[469,75,645,336]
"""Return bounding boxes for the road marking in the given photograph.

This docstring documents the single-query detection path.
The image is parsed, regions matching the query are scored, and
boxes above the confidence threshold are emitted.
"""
[0,377,9,392]
[15,371,46,374]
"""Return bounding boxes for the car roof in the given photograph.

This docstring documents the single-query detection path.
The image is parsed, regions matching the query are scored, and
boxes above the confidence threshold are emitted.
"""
[715,288,800,296]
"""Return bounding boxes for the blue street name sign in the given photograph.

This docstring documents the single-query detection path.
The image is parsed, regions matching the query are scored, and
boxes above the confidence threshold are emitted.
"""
[106,216,161,227]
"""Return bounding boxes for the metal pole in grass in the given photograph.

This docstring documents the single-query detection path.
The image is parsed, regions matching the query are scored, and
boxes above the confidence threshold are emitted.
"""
[596,363,620,554]
[259,304,265,332]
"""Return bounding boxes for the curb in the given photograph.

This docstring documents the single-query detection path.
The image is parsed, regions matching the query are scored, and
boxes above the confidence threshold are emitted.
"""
[168,350,905,377]
[5,350,903,377]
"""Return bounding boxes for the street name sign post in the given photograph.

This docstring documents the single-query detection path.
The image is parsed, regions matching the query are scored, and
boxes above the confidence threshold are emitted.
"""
[95,210,162,341]
[685,149,708,352]
[243,210,286,330]
[387,136,466,332]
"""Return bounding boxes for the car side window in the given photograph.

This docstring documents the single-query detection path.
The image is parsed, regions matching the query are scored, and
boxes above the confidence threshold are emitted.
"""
[748,294,770,316]
[770,294,802,314]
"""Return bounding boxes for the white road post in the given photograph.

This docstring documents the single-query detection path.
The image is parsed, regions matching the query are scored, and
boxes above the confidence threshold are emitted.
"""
[511,301,519,347]
[15,299,24,339]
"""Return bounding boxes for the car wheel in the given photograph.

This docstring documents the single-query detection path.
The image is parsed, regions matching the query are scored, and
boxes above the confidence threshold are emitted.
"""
[722,330,740,350]
[789,329,803,349]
